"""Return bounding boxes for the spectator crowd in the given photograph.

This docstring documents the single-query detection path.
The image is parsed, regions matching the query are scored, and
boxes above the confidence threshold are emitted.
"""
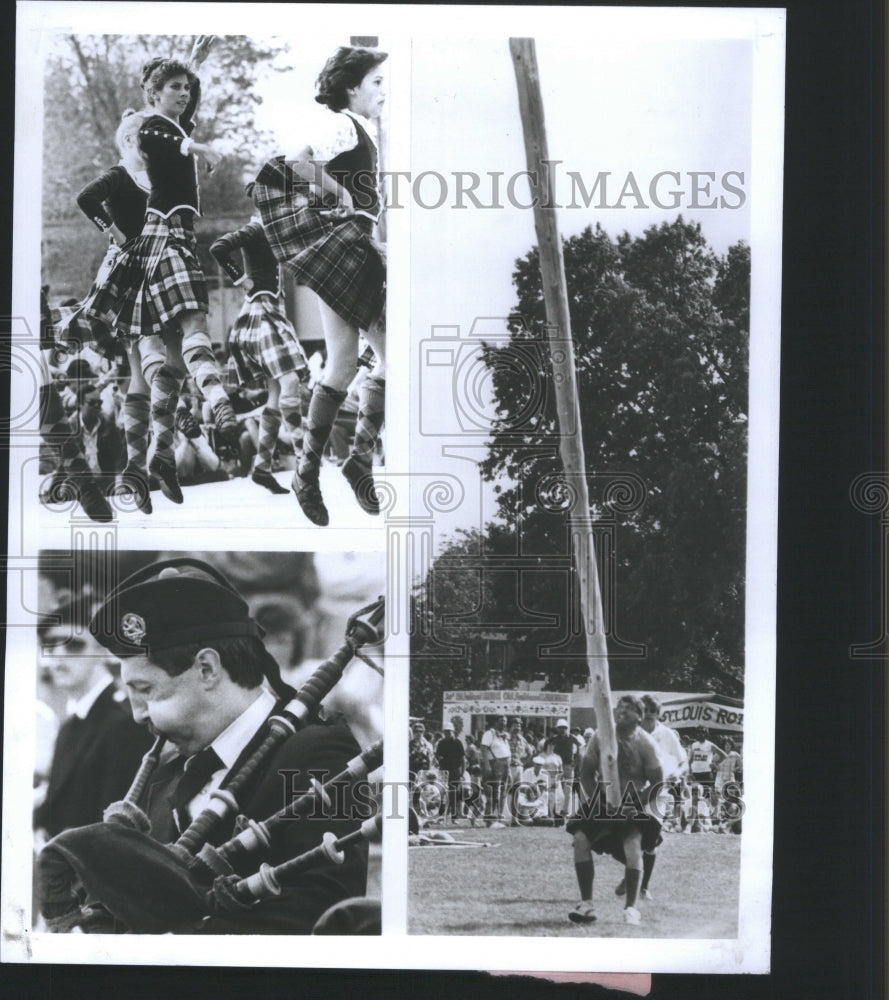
[407,711,742,835]
[40,291,381,516]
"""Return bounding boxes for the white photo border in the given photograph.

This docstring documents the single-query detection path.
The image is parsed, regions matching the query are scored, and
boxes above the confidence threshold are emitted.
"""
[5,1,784,974]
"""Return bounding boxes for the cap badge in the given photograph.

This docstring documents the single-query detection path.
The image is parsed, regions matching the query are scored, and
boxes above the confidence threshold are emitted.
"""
[120,612,147,644]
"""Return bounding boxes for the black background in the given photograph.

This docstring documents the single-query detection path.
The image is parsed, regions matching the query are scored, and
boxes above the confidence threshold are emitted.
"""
[1,0,884,997]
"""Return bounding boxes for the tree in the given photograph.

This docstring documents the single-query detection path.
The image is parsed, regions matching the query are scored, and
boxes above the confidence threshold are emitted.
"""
[412,219,749,713]
[410,528,499,723]
[43,34,290,223]
[409,515,623,723]
[42,34,290,295]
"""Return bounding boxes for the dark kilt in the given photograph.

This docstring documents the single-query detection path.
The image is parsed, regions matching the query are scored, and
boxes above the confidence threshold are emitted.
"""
[252,169,384,332]
[82,212,208,339]
[83,241,126,315]
[566,811,663,865]
[226,293,309,389]
[251,167,331,264]
[60,242,129,351]
[287,216,385,332]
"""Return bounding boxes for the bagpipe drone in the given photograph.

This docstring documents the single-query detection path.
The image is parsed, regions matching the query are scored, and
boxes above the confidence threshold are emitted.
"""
[37,563,385,934]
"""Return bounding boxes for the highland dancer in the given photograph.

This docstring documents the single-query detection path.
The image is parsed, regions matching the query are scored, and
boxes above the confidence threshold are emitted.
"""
[83,41,237,506]
[210,211,310,495]
[253,45,387,525]
[75,108,154,511]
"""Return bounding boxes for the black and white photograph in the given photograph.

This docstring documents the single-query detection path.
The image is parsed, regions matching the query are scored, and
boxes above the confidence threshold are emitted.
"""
[30,548,384,936]
[31,27,388,534]
[406,21,780,965]
[6,5,396,965]
[6,0,887,997]
[4,0,786,978]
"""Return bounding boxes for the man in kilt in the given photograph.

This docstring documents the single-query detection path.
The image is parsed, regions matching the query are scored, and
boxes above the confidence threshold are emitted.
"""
[614,693,688,902]
[566,695,664,927]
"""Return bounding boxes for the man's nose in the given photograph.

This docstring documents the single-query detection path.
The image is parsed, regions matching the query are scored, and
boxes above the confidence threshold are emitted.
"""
[129,697,150,725]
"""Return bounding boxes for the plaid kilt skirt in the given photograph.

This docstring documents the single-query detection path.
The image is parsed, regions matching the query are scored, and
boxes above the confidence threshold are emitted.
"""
[225,292,309,389]
[82,213,208,340]
[251,170,331,264]
[251,172,384,331]
[565,811,663,864]
[60,241,128,349]
[287,216,385,332]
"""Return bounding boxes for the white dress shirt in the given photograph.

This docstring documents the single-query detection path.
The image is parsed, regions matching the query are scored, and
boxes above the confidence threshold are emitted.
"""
[183,688,277,819]
[66,676,115,720]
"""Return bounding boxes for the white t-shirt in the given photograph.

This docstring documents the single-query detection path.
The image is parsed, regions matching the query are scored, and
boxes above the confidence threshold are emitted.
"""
[689,739,719,774]
[481,728,510,760]
[521,765,551,790]
[715,750,741,787]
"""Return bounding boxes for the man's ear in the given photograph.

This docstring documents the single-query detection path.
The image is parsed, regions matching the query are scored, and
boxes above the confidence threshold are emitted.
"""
[194,647,224,688]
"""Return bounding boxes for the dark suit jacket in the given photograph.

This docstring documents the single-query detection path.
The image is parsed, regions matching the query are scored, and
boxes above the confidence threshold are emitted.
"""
[35,683,153,838]
[70,411,126,474]
[140,708,370,934]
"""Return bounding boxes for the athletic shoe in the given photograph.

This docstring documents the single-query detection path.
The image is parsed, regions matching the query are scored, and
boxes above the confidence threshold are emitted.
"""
[211,398,239,442]
[568,901,597,924]
[342,455,380,514]
[76,477,114,523]
[623,906,641,925]
[252,467,290,495]
[148,456,184,505]
[292,469,329,526]
[640,888,654,901]
[615,878,626,897]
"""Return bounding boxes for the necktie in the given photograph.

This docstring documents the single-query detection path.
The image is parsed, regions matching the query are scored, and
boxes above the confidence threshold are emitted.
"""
[170,747,223,831]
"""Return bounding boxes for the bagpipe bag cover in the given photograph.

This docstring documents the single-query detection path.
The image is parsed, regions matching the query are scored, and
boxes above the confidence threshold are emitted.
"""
[38,822,209,932]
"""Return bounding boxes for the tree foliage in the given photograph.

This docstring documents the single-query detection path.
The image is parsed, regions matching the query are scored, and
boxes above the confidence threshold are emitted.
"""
[411,219,749,720]
[43,34,290,223]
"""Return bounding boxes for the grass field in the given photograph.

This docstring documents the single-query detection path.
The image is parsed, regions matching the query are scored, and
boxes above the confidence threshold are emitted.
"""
[408,825,740,938]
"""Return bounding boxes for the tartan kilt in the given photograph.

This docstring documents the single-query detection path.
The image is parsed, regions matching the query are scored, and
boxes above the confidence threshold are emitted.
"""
[67,241,130,345]
[225,293,309,389]
[286,216,385,332]
[251,175,332,265]
[82,213,208,339]
[565,811,663,864]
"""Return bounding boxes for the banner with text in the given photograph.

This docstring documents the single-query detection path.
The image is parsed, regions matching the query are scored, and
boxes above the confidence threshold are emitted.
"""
[442,690,572,732]
[659,698,744,732]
